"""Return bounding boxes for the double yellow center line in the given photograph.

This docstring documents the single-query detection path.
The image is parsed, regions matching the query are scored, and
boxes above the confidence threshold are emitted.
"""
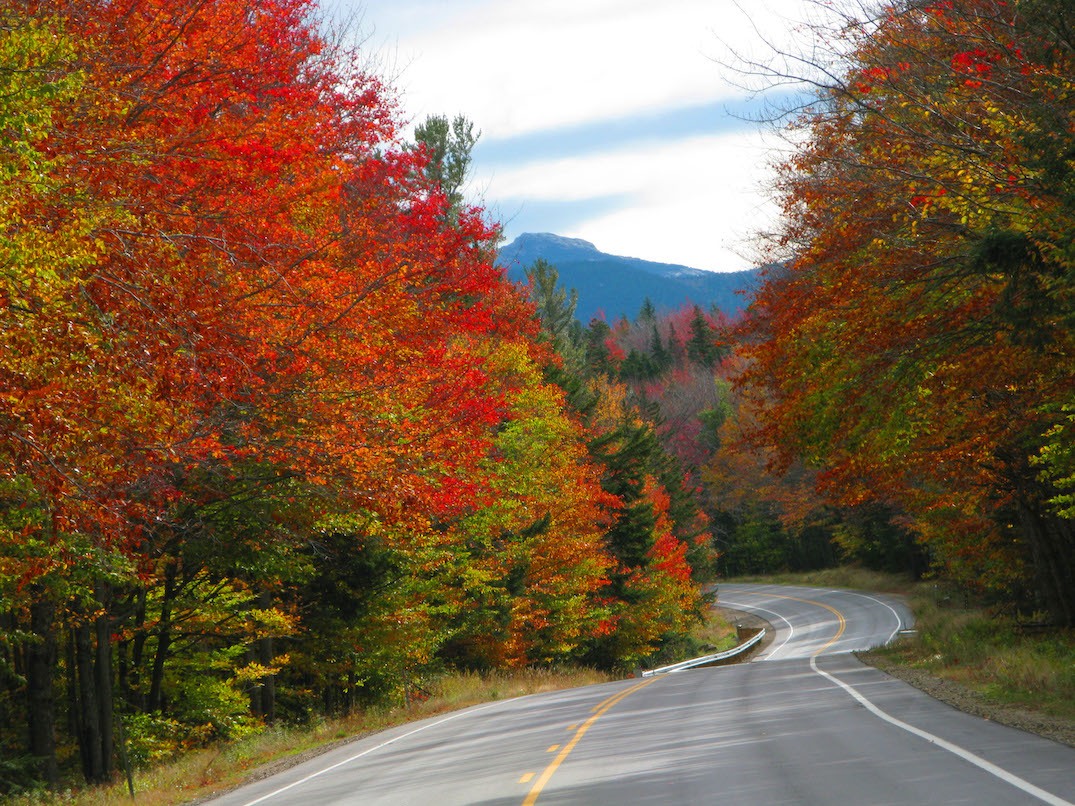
[773,592,847,656]
[521,676,660,805]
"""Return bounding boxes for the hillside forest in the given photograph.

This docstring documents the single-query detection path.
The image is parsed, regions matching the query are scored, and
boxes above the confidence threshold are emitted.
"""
[1,0,1072,794]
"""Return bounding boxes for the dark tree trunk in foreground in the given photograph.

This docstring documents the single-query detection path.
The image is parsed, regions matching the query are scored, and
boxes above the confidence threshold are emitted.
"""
[27,592,58,787]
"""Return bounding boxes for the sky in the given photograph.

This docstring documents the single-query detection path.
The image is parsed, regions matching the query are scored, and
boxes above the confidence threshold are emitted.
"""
[325,0,826,272]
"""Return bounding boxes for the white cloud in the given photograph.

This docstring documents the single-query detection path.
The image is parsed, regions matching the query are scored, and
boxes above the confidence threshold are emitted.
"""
[365,0,815,138]
[334,0,824,271]
[477,129,785,271]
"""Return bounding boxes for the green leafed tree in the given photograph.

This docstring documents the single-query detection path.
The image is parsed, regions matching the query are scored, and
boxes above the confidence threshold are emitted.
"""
[413,113,479,218]
[525,259,585,372]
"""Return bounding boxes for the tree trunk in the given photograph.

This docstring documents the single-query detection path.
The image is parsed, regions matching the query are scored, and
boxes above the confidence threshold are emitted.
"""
[74,620,105,783]
[127,586,148,711]
[94,581,115,780]
[26,592,58,788]
[346,670,357,715]
[257,591,275,723]
[65,632,79,739]
[1019,499,1075,626]
[148,564,176,713]
[247,647,262,717]
[249,591,275,722]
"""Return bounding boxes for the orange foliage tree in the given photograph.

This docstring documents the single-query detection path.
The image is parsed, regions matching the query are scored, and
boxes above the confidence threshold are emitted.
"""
[0,0,650,787]
[736,0,1075,622]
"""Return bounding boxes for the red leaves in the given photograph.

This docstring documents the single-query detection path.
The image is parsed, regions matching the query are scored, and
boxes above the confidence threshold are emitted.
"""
[0,0,536,552]
[853,66,895,94]
[951,47,1002,86]
[951,47,1001,74]
[737,0,1075,605]
[925,1,955,15]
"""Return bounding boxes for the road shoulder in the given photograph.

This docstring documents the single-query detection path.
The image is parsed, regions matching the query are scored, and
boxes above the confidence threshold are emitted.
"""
[715,593,1075,750]
[859,651,1075,749]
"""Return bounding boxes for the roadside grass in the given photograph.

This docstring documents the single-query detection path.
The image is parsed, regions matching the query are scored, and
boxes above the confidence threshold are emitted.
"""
[869,589,1075,722]
[728,566,916,595]
[727,568,1075,723]
[8,667,612,806]
[690,603,739,651]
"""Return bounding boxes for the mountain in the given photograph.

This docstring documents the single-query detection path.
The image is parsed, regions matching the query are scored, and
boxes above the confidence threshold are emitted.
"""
[496,233,761,324]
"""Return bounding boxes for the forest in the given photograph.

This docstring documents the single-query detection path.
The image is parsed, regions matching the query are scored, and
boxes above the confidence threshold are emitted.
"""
[2,0,1073,795]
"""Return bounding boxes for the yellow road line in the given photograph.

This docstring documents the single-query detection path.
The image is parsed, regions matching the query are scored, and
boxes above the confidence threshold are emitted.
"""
[523,594,844,804]
[762,592,847,655]
[518,772,535,784]
[812,599,847,654]
[523,677,660,805]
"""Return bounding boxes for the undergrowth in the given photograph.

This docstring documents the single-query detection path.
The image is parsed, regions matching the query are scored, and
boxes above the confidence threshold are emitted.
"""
[870,585,1075,721]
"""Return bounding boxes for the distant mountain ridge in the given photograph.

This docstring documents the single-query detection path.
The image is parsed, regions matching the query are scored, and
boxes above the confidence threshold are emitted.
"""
[496,233,761,323]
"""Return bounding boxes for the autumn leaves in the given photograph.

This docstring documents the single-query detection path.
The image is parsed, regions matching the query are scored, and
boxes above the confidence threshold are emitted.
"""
[737,0,1075,624]
[0,0,708,788]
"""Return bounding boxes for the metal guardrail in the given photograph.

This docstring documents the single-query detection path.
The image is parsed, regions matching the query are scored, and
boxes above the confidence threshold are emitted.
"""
[640,629,766,678]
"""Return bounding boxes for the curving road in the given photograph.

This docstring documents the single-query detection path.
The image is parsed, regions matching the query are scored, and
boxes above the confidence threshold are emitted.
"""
[207,584,1075,805]
[714,582,914,660]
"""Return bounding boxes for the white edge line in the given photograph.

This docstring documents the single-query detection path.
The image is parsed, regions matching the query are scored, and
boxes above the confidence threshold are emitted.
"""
[236,700,507,806]
[715,597,795,661]
[820,588,907,646]
[810,656,1073,806]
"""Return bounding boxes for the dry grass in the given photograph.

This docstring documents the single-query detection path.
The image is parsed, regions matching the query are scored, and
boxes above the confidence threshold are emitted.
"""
[9,667,613,806]
[691,606,739,651]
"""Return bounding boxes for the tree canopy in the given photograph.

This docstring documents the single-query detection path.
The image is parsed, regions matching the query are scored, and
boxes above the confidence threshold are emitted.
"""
[736,0,1075,623]
[0,0,711,791]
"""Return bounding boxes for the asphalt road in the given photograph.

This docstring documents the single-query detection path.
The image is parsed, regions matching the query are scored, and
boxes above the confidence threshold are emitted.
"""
[206,584,1075,805]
